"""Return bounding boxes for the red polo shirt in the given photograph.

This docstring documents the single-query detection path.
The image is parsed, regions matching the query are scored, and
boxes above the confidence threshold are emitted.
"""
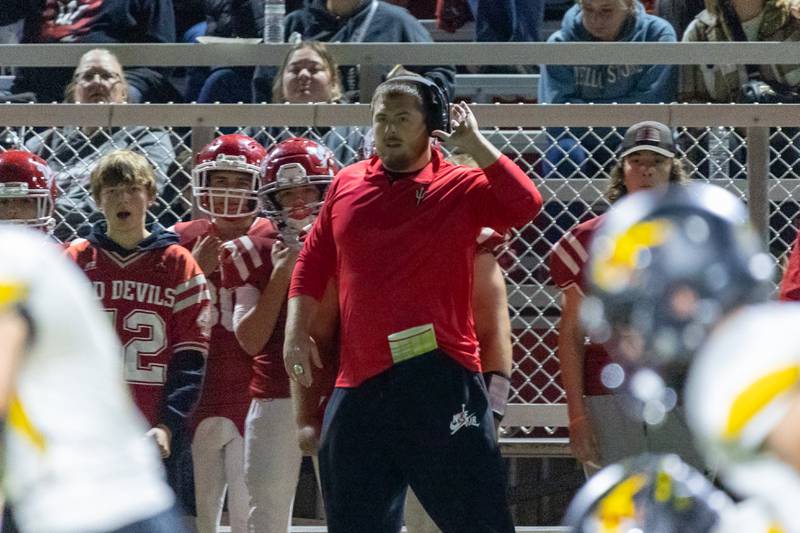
[290,149,542,387]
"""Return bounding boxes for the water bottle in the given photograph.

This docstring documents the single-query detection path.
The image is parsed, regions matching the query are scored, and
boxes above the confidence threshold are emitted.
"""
[263,0,285,44]
[707,126,731,180]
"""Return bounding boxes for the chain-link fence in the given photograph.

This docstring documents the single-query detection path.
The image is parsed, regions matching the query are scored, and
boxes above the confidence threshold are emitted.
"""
[7,118,799,429]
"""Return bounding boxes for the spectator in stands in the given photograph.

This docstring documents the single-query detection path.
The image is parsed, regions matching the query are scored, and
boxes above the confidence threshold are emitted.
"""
[434,0,544,73]
[25,49,175,242]
[184,0,261,103]
[656,0,705,37]
[471,0,544,74]
[176,0,207,43]
[538,0,677,179]
[251,41,366,166]
[434,0,545,42]
[681,0,800,103]
[550,121,701,473]
[679,0,800,178]
[469,0,545,43]
[0,0,179,104]
[0,20,20,44]
[252,0,456,102]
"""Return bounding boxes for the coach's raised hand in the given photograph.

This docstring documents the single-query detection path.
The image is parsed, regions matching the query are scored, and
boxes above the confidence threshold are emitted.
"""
[432,102,502,169]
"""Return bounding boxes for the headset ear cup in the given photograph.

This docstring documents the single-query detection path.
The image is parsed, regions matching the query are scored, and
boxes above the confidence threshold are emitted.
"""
[386,75,450,133]
[426,83,450,133]
[437,88,450,133]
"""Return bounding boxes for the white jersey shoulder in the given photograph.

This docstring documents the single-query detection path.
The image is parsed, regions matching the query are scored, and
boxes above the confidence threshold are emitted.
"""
[686,302,800,462]
[0,227,173,532]
[686,302,800,533]
[224,235,266,285]
[713,498,784,533]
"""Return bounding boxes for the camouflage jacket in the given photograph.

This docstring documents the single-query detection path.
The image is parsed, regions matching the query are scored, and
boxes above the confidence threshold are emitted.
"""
[679,0,800,102]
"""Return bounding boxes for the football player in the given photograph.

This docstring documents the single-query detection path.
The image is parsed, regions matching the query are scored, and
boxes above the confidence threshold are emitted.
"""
[64,150,211,517]
[563,453,732,533]
[173,133,273,533]
[581,182,781,531]
[0,150,60,533]
[0,226,187,532]
[584,182,771,422]
[686,302,800,533]
[550,121,692,472]
[220,137,339,533]
[0,150,57,235]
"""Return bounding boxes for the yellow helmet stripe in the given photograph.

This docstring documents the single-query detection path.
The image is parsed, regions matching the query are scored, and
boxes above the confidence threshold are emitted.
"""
[0,281,27,309]
[725,365,800,438]
[609,219,670,269]
[592,219,671,290]
[8,394,46,452]
[597,473,647,531]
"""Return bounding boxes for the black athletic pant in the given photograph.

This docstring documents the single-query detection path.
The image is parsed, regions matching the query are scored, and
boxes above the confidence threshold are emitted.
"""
[319,350,514,533]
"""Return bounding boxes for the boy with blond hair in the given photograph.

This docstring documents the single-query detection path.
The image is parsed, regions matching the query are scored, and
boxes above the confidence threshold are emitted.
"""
[65,150,211,515]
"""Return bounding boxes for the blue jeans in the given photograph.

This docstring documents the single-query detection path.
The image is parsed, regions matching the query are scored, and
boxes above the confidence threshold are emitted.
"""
[182,22,207,44]
[197,67,254,103]
[468,0,545,42]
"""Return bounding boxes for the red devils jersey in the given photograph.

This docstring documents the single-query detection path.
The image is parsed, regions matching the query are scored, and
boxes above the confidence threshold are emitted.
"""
[221,234,291,400]
[173,218,275,434]
[65,237,211,427]
[781,228,800,301]
[549,215,610,396]
[550,216,604,294]
[476,227,505,255]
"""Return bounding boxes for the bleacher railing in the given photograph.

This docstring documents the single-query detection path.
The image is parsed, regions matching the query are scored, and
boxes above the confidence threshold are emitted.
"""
[4,41,800,67]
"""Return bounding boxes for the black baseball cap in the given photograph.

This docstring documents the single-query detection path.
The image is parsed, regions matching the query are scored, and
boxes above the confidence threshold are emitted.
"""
[619,121,676,159]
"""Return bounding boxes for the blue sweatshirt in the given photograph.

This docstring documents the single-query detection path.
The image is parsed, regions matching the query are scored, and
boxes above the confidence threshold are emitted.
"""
[538,2,677,104]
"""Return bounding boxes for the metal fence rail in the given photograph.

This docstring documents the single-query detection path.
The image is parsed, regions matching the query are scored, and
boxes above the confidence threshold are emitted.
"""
[3,41,800,67]
[3,102,797,432]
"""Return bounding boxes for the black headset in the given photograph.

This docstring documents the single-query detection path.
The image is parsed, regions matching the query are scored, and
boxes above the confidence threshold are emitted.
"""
[387,75,451,134]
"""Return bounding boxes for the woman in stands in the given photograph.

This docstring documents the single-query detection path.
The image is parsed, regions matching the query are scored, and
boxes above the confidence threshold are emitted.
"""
[251,41,365,166]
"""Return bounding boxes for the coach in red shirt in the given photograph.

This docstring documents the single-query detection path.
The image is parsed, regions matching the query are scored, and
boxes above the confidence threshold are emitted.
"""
[284,76,542,533]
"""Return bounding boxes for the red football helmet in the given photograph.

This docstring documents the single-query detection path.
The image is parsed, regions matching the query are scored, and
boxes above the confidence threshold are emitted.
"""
[0,150,57,232]
[192,134,267,217]
[258,138,338,238]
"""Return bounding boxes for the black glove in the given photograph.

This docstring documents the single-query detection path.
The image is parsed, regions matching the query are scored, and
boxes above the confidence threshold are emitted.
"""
[740,80,800,104]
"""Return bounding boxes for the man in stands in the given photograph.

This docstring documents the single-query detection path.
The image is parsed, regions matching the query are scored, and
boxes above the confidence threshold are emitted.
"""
[0,0,177,103]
